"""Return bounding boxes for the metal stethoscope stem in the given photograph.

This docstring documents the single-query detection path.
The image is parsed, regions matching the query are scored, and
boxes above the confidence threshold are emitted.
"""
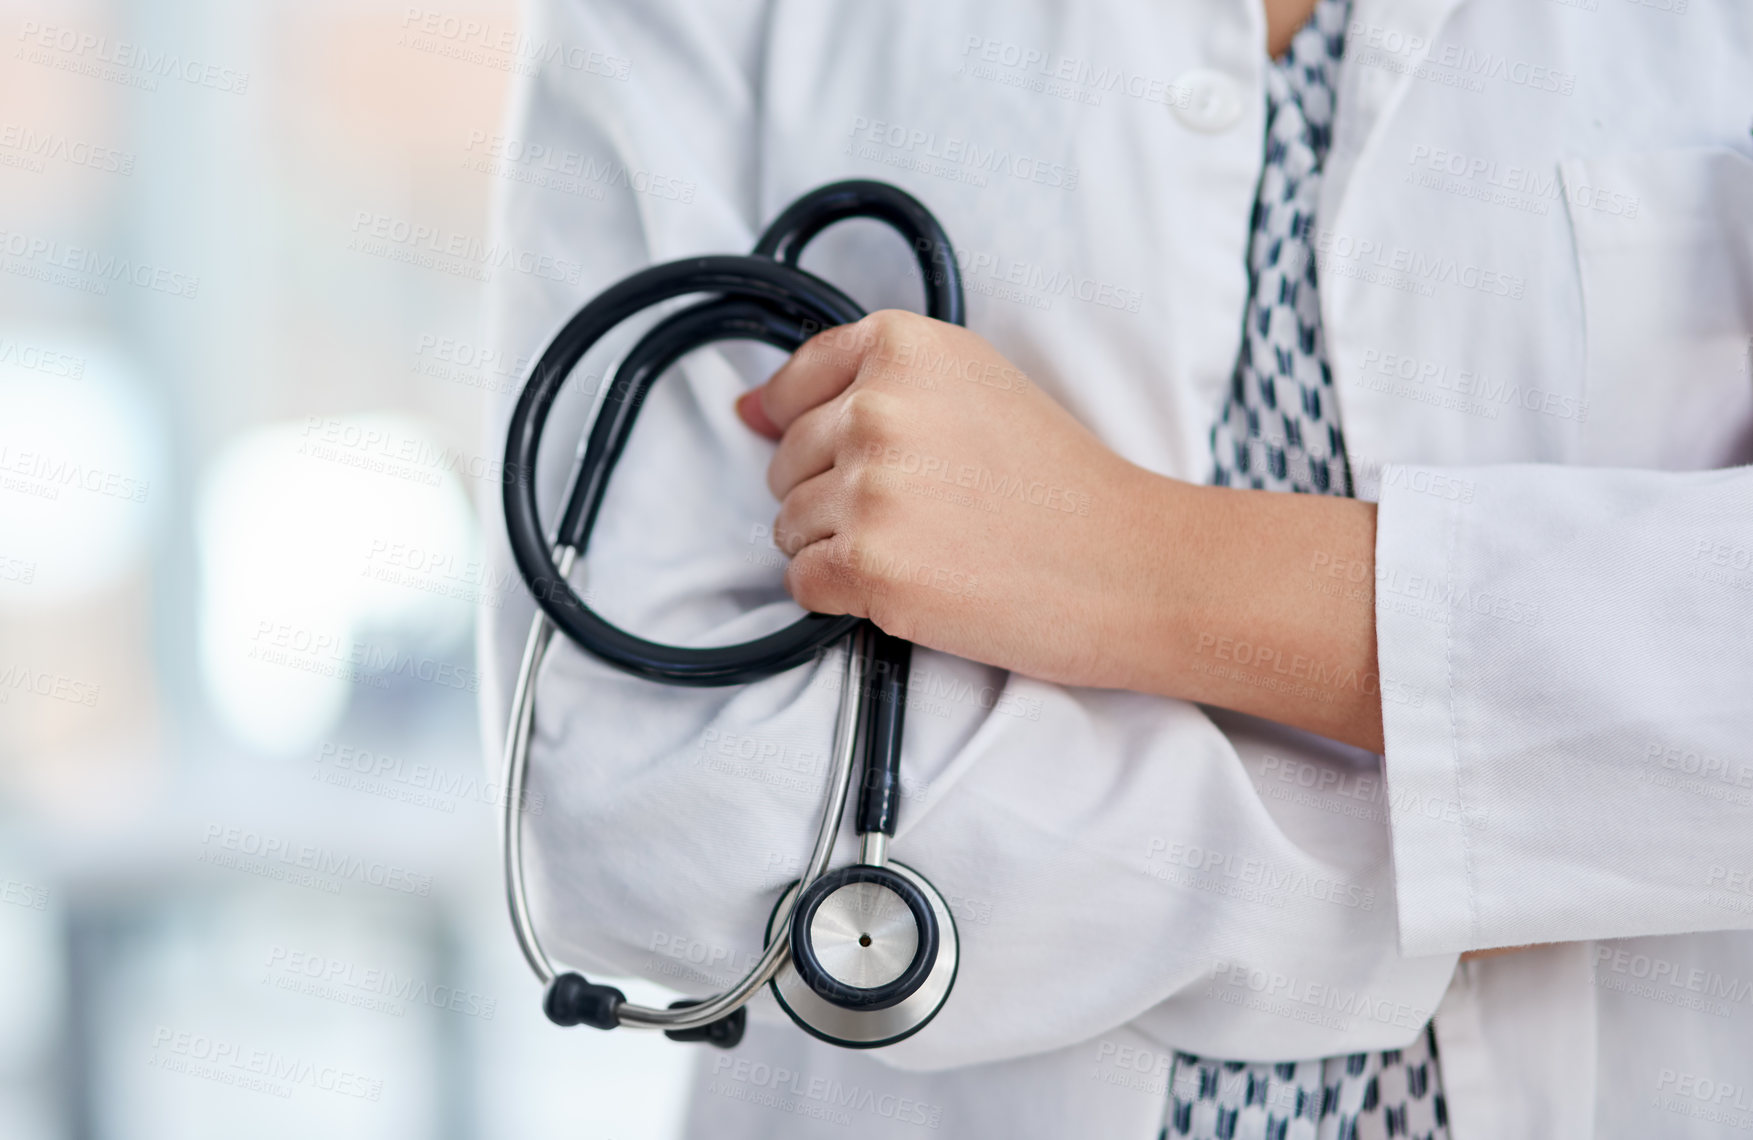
[497,180,964,1046]
[500,587,870,1033]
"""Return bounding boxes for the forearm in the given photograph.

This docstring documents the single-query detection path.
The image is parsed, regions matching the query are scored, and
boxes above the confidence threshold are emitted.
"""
[1110,471,1385,754]
[743,311,1389,753]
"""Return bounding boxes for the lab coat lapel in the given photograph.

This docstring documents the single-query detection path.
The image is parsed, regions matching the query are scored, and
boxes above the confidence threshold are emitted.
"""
[1317,0,1470,497]
[1321,0,1471,225]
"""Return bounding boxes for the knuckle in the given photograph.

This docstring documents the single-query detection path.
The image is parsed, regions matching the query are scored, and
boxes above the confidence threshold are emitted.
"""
[767,443,795,498]
[770,510,799,556]
[787,543,850,615]
[864,594,913,645]
[783,557,820,610]
[837,387,893,447]
[860,309,914,358]
[863,309,905,336]
[841,464,890,524]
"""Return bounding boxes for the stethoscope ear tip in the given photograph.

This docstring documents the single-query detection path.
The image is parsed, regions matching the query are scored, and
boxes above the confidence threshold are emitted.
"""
[504,182,963,1052]
[662,1000,748,1049]
[544,972,626,1030]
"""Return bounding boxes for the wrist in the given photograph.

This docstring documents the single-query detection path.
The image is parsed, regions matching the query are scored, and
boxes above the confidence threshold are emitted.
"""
[1090,465,1203,696]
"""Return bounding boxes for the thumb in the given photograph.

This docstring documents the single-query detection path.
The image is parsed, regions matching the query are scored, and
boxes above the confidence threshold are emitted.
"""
[735,386,782,440]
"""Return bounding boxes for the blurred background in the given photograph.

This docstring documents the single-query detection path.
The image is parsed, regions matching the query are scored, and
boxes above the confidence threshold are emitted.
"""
[0,0,695,1135]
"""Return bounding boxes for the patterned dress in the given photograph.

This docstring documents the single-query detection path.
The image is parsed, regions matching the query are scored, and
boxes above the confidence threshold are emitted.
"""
[1170,1,1451,1137]
[1210,0,1353,495]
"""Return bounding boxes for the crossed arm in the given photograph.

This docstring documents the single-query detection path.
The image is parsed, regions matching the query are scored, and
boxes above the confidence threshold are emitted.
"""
[736,310,1387,755]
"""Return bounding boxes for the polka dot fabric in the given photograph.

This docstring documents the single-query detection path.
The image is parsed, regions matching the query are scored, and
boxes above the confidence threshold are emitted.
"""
[1175,1,1451,1137]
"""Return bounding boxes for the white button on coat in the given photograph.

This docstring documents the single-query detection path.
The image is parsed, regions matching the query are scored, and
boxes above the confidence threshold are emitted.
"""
[1170,67,1246,133]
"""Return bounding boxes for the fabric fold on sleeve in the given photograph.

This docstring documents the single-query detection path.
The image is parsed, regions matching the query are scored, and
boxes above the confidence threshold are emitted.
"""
[1376,462,1753,956]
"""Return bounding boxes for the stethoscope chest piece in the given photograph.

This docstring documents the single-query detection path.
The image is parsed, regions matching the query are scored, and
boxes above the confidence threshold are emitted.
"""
[765,860,959,1049]
[500,181,968,1051]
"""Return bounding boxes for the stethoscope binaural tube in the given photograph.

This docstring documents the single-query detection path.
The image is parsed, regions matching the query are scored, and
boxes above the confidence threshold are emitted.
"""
[499,181,964,1046]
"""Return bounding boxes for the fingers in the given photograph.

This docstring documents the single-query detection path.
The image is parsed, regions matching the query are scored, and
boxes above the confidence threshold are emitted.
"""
[771,467,843,557]
[785,535,856,616]
[734,389,780,439]
[752,313,886,433]
[765,398,842,500]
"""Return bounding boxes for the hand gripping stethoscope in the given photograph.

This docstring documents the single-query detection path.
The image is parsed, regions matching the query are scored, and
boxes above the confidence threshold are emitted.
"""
[500,181,963,1051]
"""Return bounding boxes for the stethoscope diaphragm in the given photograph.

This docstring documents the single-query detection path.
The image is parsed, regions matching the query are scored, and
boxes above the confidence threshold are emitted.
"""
[765,860,959,1049]
[498,181,967,1051]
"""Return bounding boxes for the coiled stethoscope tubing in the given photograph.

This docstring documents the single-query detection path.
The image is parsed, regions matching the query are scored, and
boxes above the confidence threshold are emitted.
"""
[499,181,964,1045]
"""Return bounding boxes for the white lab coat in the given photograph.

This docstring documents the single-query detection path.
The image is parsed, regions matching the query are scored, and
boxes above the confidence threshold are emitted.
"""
[476,0,1753,1136]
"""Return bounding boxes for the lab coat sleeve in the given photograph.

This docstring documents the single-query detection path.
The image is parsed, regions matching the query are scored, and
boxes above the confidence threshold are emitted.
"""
[477,0,1456,1072]
[1375,462,1753,957]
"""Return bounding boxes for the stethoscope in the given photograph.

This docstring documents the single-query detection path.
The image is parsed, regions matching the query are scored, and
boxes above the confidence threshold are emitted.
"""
[499,181,963,1051]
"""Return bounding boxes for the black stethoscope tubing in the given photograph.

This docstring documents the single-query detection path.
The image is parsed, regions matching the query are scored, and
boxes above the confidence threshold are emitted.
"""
[502,183,963,685]
[500,181,966,1043]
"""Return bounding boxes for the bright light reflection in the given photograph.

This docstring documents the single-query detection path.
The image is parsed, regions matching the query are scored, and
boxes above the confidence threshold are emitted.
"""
[196,413,481,756]
[0,336,165,606]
